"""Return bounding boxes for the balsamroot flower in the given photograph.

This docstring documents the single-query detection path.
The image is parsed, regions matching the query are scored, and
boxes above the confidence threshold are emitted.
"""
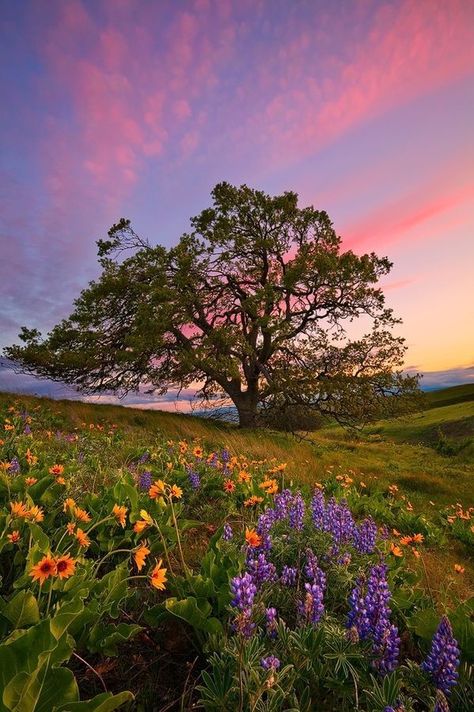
[134,543,150,571]
[149,479,166,499]
[112,504,128,527]
[30,555,57,583]
[10,501,29,518]
[55,554,76,579]
[421,615,460,695]
[75,528,90,548]
[7,530,21,543]
[245,528,262,548]
[150,559,167,590]
[170,484,183,499]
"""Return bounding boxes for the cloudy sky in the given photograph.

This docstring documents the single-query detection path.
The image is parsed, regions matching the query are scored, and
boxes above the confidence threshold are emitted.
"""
[1,0,473,406]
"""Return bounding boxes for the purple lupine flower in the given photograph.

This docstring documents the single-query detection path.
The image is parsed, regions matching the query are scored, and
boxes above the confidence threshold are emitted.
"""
[311,489,325,529]
[23,424,32,435]
[354,517,378,554]
[256,511,274,551]
[421,616,460,695]
[261,655,281,671]
[373,621,400,675]
[273,489,294,520]
[221,448,230,463]
[289,492,305,530]
[433,690,450,712]
[222,523,233,541]
[230,572,257,611]
[139,470,153,490]
[9,457,20,475]
[324,498,355,546]
[347,577,371,639]
[299,580,325,625]
[281,565,297,587]
[304,548,320,582]
[265,607,278,638]
[187,467,201,489]
[364,563,392,636]
[247,552,276,587]
[138,451,150,464]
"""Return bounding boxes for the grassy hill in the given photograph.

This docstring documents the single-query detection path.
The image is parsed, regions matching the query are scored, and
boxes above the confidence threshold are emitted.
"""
[1,387,472,709]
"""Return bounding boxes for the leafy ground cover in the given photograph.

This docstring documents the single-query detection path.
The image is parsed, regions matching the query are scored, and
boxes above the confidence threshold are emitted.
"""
[0,391,472,710]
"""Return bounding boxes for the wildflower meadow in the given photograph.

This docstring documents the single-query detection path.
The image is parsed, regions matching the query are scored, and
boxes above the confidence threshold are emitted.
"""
[0,397,472,711]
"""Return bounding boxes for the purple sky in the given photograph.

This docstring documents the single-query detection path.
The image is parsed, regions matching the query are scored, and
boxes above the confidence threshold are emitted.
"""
[1,0,473,406]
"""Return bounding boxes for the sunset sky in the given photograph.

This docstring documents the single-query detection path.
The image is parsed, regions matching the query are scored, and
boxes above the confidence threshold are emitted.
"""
[1,0,473,405]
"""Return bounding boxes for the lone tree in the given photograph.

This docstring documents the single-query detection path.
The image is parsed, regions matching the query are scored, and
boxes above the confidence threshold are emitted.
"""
[6,183,419,428]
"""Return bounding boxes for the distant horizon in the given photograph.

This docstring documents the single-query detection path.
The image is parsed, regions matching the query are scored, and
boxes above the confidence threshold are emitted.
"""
[1,357,472,415]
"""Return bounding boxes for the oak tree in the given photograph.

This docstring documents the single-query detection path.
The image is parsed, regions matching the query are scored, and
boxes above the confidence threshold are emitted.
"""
[5,183,419,428]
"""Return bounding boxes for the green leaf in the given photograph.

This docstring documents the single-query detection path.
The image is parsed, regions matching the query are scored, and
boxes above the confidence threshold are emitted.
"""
[26,523,49,552]
[54,691,134,711]
[3,591,39,629]
[165,596,223,635]
[86,622,142,656]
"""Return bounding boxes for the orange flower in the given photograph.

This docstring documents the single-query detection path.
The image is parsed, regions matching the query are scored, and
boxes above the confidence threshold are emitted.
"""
[4,423,14,431]
[390,543,403,557]
[0,461,12,471]
[454,564,465,574]
[313,482,324,490]
[238,470,251,483]
[133,520,148,534]
[55,554,76,579]
[170,484,183,499]
[134,544,150,571]
[359,481,367,489]
[74,506,91,523]
[399,536,413,546]
[150,559,168,590]
[25,477,38,486]
[112,504,128,528]
[10,501,29,518]
[412,533,424,544]
[223,479,235,493]
[388,484,399,495]
[149,480,166,499]
[166,462,173,470]
[392,529,401,537]
[63,498,76,512]
[406,501,414,512]
[30,555,57,583]
[245,528,262,548]
[26,505,44,523]
[66,522,76,535]
[259,479,278,494]
[244,495,264,507]
[412,549,421,558]
[178,441,188,454]
[75,528,90,548]
[49,464,64,476]
[192,446,203,458]
[25,448,38,466]
[7,530,21,543]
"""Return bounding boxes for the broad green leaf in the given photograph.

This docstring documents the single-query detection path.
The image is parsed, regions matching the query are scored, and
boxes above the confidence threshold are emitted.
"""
[54,691,134,711]
[3,591,39,629]
[165,596,223,635]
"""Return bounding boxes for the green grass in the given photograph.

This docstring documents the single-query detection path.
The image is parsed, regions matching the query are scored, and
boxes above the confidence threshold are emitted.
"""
[1,387,473,592]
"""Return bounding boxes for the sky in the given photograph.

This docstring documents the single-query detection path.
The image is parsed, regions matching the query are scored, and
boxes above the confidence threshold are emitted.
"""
[1,0,473,407]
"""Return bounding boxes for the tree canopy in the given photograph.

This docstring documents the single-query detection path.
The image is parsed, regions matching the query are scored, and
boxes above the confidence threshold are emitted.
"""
[5,182,420,428]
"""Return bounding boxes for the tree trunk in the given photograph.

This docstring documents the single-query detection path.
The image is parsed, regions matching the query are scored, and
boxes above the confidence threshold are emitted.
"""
[234,394,259,429]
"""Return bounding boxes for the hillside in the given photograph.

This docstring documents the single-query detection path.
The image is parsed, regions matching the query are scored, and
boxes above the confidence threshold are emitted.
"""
[1,387,473,710]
